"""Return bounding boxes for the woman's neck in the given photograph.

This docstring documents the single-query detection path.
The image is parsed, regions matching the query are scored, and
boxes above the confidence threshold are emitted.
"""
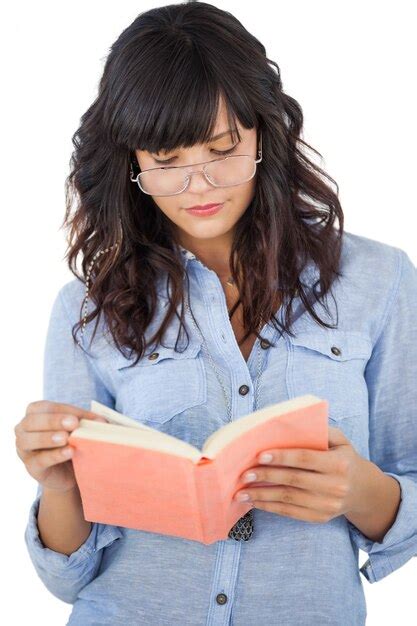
[177,233,237,282]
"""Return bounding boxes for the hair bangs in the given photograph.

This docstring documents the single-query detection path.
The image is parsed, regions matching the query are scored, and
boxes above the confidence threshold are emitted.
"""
[66,1,344,363]
[105,37,250,155]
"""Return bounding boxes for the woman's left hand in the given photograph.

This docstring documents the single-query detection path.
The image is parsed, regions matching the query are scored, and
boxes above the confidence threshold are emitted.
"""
[234,425,367,523]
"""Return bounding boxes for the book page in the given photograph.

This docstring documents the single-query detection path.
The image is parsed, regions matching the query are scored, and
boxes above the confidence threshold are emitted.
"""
[202,394,323,458]
[72,418,203,462]
[68,400,204,462]
[91,400,156,430]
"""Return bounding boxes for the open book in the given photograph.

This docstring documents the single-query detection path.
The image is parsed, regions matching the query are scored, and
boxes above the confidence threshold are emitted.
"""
[68,394,329,544]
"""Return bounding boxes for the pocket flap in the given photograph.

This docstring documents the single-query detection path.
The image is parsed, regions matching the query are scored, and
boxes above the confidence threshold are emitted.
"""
[109,336,206,423]
[112,338,203,370]
[289,330,372,361]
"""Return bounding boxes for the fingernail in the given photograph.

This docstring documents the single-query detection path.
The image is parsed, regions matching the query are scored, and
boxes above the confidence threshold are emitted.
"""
[259,453,273,463]
[62,417,77,428]
[52,434,65,443]
[236,492,251,501]
[243,472,257,483]
[62,447,73,456]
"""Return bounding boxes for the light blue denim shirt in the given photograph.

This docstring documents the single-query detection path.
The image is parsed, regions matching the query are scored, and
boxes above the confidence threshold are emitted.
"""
[24,231,417,625]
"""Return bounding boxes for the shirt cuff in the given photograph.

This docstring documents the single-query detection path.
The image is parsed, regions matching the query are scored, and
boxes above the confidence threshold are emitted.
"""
[347,473,417,583]
[24,494,124,575]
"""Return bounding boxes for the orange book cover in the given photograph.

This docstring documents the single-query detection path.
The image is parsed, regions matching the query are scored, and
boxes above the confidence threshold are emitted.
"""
[68,394,329,545]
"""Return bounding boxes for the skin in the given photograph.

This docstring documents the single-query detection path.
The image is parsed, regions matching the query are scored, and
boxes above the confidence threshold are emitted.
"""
[234,425,401,543]
[135,95,258,282]
[14,402,110,555]
[136,98,401,539]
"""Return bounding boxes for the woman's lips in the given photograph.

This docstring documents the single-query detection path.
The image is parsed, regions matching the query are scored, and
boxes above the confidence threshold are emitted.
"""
[185,202,224,217]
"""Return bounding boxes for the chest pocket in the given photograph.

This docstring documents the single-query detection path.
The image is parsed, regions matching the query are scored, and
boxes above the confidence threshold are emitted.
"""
[288,329,373,439]
[108,338,207,425]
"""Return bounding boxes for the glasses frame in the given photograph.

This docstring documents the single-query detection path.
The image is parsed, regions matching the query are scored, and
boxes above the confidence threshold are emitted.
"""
[129,132,263,197]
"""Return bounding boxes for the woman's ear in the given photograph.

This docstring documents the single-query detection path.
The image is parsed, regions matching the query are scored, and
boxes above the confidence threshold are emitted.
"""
[130,151,140,170]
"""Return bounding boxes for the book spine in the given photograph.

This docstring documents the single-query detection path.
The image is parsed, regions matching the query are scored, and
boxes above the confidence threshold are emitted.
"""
[193,458,221,544]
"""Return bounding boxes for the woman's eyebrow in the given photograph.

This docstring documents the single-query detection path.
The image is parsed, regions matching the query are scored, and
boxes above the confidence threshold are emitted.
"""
[209,129,233,141]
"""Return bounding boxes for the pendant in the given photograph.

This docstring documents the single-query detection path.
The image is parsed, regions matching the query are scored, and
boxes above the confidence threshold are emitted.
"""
[228,509,254,541]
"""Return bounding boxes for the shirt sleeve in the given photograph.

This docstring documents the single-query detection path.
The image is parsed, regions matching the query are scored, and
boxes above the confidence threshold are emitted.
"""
[24,284,124,604]
[346,248,417,584]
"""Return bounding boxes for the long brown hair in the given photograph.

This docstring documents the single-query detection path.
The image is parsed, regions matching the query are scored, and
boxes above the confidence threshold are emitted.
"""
[62,1,344,366]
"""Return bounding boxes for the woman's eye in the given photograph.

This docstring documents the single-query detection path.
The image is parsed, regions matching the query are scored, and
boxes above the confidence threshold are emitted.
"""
[212,146,237,156]
[154,157,175,164]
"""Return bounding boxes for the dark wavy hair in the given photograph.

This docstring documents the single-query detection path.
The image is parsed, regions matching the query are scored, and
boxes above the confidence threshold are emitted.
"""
[62,0,344,366]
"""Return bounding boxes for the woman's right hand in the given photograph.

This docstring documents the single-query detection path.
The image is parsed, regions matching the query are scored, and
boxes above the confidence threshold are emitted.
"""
[14,400,109,494]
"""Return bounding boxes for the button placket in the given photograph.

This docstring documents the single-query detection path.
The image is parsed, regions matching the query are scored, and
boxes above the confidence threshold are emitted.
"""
[192,269,261,418]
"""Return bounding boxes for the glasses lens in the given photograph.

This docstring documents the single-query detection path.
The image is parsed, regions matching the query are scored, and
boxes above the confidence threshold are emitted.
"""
[205,155,255,187]
[138,155,256,195]
[139,167,186,195]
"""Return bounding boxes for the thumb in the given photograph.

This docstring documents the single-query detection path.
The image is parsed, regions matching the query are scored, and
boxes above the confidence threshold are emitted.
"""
[81,409,109,423]
[328,424,349,448]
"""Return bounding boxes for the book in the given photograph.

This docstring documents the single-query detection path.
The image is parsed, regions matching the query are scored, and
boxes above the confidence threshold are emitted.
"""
[68,394,329,544]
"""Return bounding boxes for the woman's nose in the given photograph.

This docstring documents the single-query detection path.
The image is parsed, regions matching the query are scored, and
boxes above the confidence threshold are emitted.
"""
[184,167,214,193]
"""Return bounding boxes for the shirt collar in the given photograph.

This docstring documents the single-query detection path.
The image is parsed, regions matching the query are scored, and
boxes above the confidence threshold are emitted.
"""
[176,243,319,292]
[178,244,197,262]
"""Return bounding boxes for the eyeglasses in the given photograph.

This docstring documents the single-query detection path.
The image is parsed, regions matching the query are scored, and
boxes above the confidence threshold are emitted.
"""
[129,132,262,197]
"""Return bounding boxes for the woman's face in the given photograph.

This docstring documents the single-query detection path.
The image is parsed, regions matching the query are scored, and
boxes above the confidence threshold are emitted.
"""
[134,98,258,249]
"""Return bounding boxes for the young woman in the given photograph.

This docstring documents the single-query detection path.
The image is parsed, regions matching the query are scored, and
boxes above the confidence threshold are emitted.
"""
[15,2,417,625]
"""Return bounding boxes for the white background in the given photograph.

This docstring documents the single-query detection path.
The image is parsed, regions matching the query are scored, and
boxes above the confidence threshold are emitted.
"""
[2,1,416,624]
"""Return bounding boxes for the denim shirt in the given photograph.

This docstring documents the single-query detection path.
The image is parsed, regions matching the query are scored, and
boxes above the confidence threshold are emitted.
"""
[24,231,417,626]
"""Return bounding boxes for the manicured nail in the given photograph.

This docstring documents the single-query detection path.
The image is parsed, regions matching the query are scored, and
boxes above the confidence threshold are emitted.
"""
[259,453,273,463]
[62,417,77,428]
[243,472,257,483]
[236,492,251,501]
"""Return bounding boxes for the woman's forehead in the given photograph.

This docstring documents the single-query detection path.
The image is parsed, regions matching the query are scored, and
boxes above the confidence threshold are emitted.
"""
[137,124,250,157]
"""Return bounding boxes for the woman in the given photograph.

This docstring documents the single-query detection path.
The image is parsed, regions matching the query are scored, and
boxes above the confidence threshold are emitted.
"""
[15,2,417,625]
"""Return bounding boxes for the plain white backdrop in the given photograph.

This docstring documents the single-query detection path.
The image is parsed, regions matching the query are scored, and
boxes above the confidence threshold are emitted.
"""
[2,1,416,624]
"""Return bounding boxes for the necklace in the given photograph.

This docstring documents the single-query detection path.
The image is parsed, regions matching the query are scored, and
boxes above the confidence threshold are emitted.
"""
[184,281,266,541]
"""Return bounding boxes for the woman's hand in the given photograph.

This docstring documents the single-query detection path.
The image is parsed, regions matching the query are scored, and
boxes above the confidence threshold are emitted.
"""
[14,400,108,494]
[234,426,367,523]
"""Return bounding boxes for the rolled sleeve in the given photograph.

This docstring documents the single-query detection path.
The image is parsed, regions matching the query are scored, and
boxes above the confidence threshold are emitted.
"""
[23,281,124,603]
[25,486,123,576]
[347,248,417,584]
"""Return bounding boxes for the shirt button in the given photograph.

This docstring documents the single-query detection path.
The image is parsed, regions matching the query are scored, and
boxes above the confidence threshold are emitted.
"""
[216,593,228,605]
[239,384,250,395]
[260,339,270,349]
[331,346,341,356]
[148,352,159,360]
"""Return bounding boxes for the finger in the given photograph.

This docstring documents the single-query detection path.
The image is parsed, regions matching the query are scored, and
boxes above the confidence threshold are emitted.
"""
[25,401,108,422]
[21,412,80,433]
[25,446,74,473]
[237,484,338,516]
[26,400,97,417]
[252,499,329,523]
[328,425,350,447]
[243,466,341,497]
[257,447,336,474]
[16,429,71,453]
[21,410,108,433]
